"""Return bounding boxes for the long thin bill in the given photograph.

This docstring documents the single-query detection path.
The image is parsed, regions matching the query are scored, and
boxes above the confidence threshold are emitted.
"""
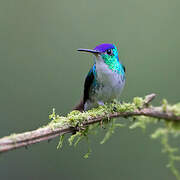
[77,48,100,54]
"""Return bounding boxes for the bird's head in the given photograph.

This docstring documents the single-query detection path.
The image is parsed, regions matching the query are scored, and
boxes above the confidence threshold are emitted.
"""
[78,43,119,63]
[78,43,125,74]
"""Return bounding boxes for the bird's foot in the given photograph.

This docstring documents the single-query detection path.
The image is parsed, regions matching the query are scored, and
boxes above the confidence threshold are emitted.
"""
[98,101,105,106]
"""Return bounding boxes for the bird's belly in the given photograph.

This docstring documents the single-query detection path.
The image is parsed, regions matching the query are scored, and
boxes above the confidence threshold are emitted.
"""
[94,73,124,102]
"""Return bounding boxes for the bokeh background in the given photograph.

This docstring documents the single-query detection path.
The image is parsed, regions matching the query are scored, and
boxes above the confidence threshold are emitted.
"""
[0,0,180,179]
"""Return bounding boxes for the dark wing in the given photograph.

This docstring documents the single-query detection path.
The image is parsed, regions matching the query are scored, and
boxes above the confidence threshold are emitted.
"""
[83,67,94,104]
[73,67,94,112]
[122,64,126,73]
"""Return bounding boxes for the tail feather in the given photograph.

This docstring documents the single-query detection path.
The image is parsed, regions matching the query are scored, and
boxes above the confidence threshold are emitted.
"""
[73,100,84,112]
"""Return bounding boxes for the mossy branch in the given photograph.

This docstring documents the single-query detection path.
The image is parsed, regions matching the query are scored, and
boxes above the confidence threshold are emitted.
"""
[1,93,180,179]
[0,93,180,154]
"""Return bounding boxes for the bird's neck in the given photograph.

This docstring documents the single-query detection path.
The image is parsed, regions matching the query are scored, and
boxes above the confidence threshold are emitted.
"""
[106,60,121,73]
[94,56,124,75]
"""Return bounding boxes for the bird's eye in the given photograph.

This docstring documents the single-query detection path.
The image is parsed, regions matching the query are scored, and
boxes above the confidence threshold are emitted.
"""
[107,49,112,55]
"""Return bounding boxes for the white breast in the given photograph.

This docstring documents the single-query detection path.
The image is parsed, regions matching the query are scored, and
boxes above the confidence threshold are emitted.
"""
[94,60,125,101]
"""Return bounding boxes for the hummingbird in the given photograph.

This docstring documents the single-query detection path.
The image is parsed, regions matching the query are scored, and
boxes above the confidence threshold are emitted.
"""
[74,43,126,111]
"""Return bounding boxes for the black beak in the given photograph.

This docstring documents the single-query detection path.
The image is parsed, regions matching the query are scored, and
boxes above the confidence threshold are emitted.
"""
[77,48,100,54]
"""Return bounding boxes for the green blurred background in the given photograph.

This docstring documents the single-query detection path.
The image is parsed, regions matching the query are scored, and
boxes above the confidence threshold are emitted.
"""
[0,0,180,179]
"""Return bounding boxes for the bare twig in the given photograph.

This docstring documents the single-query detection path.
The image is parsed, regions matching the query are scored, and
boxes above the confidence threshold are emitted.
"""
[0,93,179,154]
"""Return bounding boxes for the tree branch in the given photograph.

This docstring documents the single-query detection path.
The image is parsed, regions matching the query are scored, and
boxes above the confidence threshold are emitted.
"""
[0,93,180,154]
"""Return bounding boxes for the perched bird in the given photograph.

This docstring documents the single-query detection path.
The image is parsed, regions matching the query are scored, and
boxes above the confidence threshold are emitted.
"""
[74,43,126,111]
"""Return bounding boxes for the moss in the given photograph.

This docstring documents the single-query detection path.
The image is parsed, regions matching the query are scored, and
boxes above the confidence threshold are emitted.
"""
[57,134,65,149]
[48,98,142,158]
[68,132,82,146]
[161,101,180,132]
[162,99,168,112]
[130,116,157,130]
[161,100,180,117]
[100,119,124,144]
[166,121,180,132]
[48,95,180,179]
[133,97,144,109]
[83,138,92,159]
[151,128,180,180]
[67,127,92,158]
[170,103,180,116]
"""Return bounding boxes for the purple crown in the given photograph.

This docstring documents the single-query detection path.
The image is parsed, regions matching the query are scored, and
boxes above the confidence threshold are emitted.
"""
[94,43,115,53]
